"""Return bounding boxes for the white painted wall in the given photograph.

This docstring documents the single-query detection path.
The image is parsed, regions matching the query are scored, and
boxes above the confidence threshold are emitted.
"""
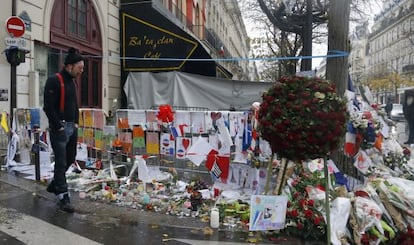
[0,1,13,113]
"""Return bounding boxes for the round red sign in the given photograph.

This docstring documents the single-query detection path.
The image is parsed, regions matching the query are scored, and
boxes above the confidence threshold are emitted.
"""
[6,16,25,38]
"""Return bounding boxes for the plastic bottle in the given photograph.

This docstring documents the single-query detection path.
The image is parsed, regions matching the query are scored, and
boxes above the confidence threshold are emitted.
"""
[210,207,220,228]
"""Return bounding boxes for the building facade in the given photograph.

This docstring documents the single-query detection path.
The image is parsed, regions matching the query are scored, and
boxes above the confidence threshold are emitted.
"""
[0,0,121,115]
[367,0,414,101]
[204,0,252,80]
[368,0,414,77]
[349,23,369,87]
[348,0,414,103]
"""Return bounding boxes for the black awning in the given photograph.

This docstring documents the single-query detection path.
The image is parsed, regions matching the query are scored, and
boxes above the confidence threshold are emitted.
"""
[216,63,233,79]
[121,2,216,77]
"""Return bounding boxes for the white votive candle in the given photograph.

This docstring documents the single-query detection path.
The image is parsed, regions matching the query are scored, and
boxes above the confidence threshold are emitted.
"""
[210,207,220,228]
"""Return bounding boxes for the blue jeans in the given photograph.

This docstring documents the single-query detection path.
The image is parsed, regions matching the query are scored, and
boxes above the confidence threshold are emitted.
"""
[49,122,77,194]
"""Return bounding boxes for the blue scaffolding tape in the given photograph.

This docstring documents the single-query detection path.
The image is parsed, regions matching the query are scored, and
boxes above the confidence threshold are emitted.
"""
[81,50,348,62]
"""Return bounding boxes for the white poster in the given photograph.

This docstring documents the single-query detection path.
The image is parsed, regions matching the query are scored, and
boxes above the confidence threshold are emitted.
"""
[249,195,287,231]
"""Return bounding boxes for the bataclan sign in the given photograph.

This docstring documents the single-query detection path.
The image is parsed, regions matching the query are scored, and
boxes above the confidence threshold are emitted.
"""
[120,2,217,77]
[122,12,198,72]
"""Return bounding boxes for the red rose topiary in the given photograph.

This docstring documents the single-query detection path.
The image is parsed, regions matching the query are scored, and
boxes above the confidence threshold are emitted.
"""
[258,75,348,161]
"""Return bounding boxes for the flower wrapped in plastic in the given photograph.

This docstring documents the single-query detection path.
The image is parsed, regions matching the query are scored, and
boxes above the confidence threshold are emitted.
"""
[378,177,414,222]
[371,179,407,233]
[354,177,414,243]
[350,195,384,244]
[344,95,386,157]
[330,197,352,245]
[382,149,414,180]
[359,139,414,178]
[279,164,327,240]
[349,112,381,150]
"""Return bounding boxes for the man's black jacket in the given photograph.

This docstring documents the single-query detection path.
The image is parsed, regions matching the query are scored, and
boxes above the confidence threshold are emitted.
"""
[43,69,79,130]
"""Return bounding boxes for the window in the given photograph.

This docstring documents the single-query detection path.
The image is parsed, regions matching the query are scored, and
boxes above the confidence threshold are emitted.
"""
[48,48,61,78]
[195,4,201,38]
[34,46,61,107]
[80,59,101,107]
[68,0,87,39]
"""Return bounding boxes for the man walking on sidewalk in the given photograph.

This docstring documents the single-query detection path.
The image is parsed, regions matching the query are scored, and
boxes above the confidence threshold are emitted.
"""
[43,47,84,213]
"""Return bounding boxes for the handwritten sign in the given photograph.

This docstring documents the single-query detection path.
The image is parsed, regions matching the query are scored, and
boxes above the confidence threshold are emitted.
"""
[249,195,288,231]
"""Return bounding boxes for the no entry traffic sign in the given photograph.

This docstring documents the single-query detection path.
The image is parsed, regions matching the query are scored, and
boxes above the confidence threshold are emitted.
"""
[5,16,25,38]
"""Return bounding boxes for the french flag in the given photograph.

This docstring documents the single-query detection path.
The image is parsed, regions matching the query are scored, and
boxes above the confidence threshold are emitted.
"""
[205,149,230,182]
[344,122,357,157]
[170,124,187,139]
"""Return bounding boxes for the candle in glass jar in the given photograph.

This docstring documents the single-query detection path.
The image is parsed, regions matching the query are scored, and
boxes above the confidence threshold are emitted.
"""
[210,207,220,228]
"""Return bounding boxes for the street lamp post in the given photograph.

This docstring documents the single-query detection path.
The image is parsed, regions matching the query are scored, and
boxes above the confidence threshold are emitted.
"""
[10,0,17,122]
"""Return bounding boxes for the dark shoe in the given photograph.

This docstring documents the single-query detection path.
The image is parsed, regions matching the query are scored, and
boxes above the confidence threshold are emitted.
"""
[72,168,82,174]
[46,180,56,193]
[59,194,75,213]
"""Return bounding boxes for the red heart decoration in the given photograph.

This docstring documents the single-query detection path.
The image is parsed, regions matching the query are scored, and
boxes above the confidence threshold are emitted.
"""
[211,112,222,122]
[182,138,190,150]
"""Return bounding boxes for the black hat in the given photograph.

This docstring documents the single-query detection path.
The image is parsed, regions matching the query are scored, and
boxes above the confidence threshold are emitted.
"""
[64,47,84,65]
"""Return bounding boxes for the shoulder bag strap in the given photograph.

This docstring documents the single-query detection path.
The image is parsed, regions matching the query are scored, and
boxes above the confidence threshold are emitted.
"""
[55,73,65,113]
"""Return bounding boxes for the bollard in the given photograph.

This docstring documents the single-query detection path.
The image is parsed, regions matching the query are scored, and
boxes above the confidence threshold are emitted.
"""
[32,125,40,181]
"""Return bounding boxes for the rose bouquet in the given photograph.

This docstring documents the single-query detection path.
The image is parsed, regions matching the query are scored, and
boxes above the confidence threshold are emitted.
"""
[382,148,414,180]
[348,111,382,151]
[347,177,414,244]
[277,164,327,240]
[258,75,348,161]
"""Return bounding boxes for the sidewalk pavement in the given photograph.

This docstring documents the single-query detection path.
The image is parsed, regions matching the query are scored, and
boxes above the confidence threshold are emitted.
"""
[0,170,314,244]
